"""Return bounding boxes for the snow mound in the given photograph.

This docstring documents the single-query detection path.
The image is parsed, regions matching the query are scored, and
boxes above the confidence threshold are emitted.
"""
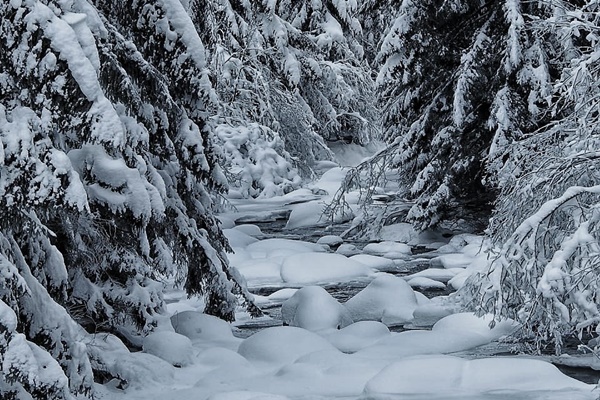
[432,313,519,341]
[217,215,236,229]
[407,277,446,289]
[170,311,233,341]
[142,331,194,367]
[232,258,283,285]
[281,286,353,331]
[350,254,396,270]
[223,228,259,248]
[246,238,325,258]
[362,241,411,256]
[336,243,361,256]
[364,355,590,395]
[378,222,417,243]
[324,321,391,353]
[345,274,418,325]
[286,200,353,229]
[267,288,298,301]
[404,267,463,283]
[430,253,472,269]
[411,304,454,327]
[238,327,338,368]
[207,391,290,400]
[88,334,174,388]
[233,224,264,237]
[317,235,344,247]
[280,253,372,284]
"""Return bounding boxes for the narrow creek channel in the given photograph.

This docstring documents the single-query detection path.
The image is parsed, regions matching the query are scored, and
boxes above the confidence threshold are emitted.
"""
[230,216,600,385]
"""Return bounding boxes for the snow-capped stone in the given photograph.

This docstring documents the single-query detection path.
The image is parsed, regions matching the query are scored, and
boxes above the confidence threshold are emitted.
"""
[237,327,338,368]
[281,286,353,331]
[345,274,418,325]
[170,311,233,341]
[142,331,194,367]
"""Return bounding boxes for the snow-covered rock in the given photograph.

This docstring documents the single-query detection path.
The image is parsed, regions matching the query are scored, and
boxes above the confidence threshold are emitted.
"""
[170,311,233,341]
[237,327,338,368]
[223,228,259,248]
[362,241,411,256]
[233,224,264,237]
[280,252,372,284]
[336,243,361,256]
[281,286,353,331]
[317,235,344,247]
[142,331,194,367]
[363,355,590,395]
[345,274,418,325]
[407,277,446,289]
[246,238,325,259]
[404,267,463,283]
[350,254,396,270]
[411,304,454,327]
[324,321,391,353]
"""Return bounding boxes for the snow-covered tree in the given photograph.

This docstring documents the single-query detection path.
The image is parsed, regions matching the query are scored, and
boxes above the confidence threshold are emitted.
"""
[195,0,379,189]
[0,0,257,397]
[464,2,600,353]
[370,0,558,230]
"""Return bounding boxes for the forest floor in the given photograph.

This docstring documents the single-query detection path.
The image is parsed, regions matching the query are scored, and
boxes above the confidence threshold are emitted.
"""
[93,145,600,400]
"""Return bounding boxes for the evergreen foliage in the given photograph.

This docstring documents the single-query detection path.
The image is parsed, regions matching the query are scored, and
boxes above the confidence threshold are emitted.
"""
[368,0,557,230]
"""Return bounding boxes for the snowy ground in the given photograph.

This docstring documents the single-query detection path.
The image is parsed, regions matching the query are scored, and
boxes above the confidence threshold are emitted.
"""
[93,153,599,400]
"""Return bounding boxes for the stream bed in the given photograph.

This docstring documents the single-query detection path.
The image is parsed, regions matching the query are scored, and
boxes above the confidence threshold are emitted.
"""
[230,215,600,386]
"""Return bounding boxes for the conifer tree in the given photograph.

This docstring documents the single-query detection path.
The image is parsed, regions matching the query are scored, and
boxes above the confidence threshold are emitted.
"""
[0,0,257,397]
[464,1,600,352]
[369,0,557,230]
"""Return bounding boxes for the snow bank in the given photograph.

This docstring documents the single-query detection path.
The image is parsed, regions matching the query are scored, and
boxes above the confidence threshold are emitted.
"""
[170,311,234,341]
[317,235,344,247]
[88,333,174,388]
[280,252,372,284]
[432,312,519,341]
[350,254,397,270]
[246,238,325,258]
[407,277,446,289]
[207,392,290,400]
[363,355,591,396]
[233,224,264,237]
[223,228,259,248]
[237,327,338,368]
[404,267,463,283]
[324,321,391,353]
[362,241,411,258]
[286,200,353,229]
[345,274,419,325]
[142,331,194,367]
[281,286,353,331]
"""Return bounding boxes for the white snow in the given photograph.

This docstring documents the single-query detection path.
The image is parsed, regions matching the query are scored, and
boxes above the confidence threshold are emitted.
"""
[280,252,373,284]
[91,147,595,400]
[364,355,589,396]
[350,254,397,270]
[407,276,446,289]
[345,274,420,325]
[324,321,391,353]
[170,311,234,341]
[316,235,344,246]
[362,241,411,256]
[281,286,352,331]
[142,331,194,367]
[237,326,337,369]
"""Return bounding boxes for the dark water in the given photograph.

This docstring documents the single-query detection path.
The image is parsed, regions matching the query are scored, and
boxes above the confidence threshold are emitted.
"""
[234,219,600,385]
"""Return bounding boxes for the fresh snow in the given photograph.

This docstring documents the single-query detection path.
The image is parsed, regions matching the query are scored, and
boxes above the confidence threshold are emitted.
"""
[79,145,596,400]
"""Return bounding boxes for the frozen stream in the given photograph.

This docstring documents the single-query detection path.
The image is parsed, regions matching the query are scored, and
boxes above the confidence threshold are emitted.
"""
[127,166,600,400]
